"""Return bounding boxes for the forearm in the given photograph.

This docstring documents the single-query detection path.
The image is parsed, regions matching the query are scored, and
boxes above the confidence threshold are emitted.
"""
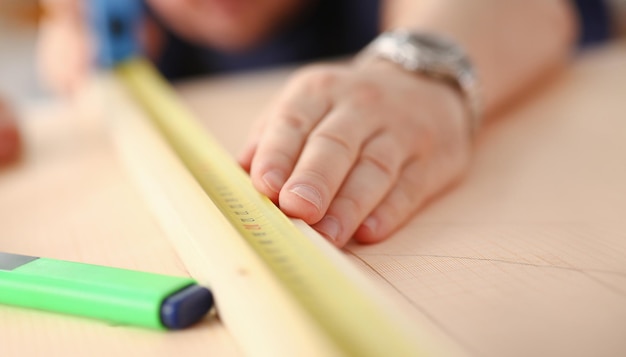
[381,0,578,117]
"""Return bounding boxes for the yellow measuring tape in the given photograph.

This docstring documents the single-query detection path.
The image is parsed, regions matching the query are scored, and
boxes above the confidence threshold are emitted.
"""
[116,58,423,357]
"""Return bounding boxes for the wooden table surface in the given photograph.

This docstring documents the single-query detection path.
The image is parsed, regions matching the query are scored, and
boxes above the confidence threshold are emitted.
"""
[1,41,625,357]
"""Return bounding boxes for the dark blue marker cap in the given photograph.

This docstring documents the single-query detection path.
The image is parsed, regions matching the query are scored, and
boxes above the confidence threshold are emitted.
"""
[160,284,214,329]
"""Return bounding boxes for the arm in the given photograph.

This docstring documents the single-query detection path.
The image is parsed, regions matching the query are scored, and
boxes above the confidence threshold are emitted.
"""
[382,0,577,117]
[240,0,579,247]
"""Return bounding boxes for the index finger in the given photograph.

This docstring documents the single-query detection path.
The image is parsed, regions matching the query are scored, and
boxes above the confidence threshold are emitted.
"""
[247,67,336,203]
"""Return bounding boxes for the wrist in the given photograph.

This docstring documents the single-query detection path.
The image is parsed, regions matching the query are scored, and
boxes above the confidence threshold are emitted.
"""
[357,56,472,137]
[356,30,483,140]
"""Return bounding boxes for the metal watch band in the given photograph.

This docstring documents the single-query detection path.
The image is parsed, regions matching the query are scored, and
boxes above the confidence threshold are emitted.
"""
[358,30,483,139]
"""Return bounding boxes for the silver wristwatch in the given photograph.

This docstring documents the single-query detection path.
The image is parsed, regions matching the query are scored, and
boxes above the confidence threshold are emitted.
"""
[358,30,483,137]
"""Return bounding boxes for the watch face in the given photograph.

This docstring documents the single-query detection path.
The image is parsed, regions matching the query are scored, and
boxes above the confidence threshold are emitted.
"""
[413,35,448,51]
[401,33,467,77]
[366,31,472,82]
[409,34,462,60]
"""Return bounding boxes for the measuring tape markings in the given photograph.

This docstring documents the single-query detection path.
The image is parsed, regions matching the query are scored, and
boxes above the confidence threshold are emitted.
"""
[116,58,423,357]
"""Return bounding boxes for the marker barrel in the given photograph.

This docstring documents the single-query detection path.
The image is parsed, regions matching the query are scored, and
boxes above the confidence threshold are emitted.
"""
[0,253,212,329]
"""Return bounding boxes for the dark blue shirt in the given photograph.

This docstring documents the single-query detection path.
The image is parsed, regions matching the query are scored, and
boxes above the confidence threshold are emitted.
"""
[572,0,612,46]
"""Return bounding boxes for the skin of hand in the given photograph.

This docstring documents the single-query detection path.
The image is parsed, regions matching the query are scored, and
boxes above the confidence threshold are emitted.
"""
[37,0,92,94]
[239,0,577,247]
[239,60,471,247]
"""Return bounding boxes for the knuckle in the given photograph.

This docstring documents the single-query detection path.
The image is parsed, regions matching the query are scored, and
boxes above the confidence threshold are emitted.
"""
[308,71,340,92]
[360,152,397,179]
[349,81,384,107]
[335,194,364,220]
[273,106,310,132]
[311,130,356,159]
[360,134,405,179]
[294,65,342,92]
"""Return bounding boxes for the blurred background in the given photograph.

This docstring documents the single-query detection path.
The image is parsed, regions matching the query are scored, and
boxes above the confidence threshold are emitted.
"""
[0,0,49,107]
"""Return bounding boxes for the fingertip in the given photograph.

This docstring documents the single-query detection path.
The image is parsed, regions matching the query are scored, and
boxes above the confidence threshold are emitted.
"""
[258,169,286,203]
[312,215,342,245]
[250,176,280,204]
[250,157,295,202]
[261,169,286,193]
[279,184,325,224]
[353,216,386,244]
[237,148,254,173]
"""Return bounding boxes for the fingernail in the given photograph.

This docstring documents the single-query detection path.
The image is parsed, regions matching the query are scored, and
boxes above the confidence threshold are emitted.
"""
[262,170,286,193]
[315,216,341,242]
[288,184,322,210]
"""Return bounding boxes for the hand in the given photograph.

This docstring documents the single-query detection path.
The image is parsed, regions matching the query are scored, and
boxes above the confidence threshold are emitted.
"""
[239,60,473,247]
[37,0,92,94]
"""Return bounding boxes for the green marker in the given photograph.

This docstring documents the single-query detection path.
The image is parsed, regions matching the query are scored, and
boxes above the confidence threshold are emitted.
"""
[0,251,213,329]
